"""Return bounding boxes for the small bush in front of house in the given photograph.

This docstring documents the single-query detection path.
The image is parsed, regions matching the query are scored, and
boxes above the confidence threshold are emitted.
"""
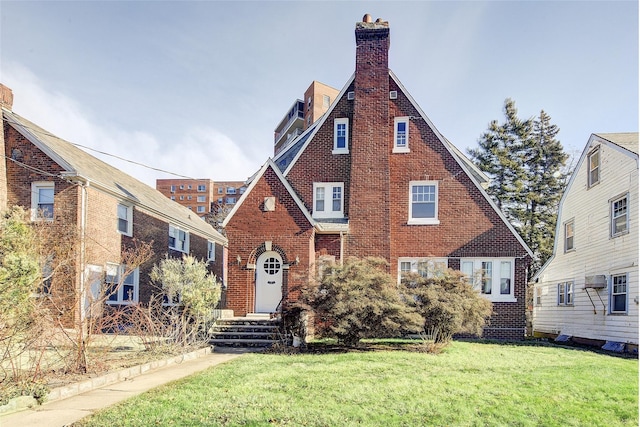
[299,257,423,347]
[402,269,493,342]
[148,255,221,348]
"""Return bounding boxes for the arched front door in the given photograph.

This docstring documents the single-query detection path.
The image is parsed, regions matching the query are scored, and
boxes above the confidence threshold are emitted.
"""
[255,251,283,313]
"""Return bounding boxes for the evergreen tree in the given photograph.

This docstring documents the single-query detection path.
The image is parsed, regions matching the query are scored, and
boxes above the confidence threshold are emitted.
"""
[468,100,569,274]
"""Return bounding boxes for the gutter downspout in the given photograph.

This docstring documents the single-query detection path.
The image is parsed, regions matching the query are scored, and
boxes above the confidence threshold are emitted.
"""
[340,231,344,266]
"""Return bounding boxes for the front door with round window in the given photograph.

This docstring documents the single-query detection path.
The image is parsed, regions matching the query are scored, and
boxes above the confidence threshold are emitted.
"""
[255,252,283,313]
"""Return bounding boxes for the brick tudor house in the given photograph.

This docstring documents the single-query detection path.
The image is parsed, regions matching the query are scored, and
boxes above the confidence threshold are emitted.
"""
[0,84,227,325]
[223,16,533,340]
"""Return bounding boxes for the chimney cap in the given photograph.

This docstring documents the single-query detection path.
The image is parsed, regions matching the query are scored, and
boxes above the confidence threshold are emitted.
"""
[356,15,389,30]
[363,14,372,23]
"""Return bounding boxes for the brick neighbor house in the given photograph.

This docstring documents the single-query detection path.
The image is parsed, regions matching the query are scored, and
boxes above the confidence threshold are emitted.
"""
[222,16,532,340]
[0,83,227,325]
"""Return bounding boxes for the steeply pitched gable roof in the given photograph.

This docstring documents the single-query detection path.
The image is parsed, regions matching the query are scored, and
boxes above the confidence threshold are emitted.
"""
[3,108,226,244]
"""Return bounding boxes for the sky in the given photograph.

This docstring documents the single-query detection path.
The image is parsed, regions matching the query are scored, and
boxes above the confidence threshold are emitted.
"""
[1,1,637,187]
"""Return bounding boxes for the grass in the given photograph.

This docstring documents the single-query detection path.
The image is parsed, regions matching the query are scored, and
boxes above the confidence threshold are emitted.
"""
[74,341,638,426]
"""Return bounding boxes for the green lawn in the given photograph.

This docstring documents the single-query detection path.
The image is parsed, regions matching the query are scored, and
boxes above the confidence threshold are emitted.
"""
[74,341,638,426]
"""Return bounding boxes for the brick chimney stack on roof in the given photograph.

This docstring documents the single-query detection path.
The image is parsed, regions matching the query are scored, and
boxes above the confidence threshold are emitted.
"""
[348,15,392,260]
[0,84,14,111]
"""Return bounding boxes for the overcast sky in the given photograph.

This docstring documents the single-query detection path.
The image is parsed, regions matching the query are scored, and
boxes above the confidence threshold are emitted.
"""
[1,1,637,186]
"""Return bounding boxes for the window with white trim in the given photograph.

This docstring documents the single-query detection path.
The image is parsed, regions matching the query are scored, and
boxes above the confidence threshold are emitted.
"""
[208,241,216,262]
[197,185,206,192]
[610,273,628,314]
[333,118,349,154]
[557,281,574,306]
[398,258,447,283]
[393,117,410,153]
[31,182,54,220]
[227,187,236,194]
[169,225,189,252]
[588,147,600,187]
[535,286,542,306]
[564,219,574,252]
[611,194,629,237]
[170,185,176,193]
[226,197,236,204]
[105,263,139,304]
[197,195,206,202]
[117,203,133,236]
[460,258,515,301]
[313,182,344,219]
[408,181,439,225]
[197,206,205,213]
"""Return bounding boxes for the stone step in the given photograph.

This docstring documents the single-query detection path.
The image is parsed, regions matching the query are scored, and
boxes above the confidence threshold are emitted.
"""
[211,331,276,338]
[211,325,279,332]
[210,338,277,347]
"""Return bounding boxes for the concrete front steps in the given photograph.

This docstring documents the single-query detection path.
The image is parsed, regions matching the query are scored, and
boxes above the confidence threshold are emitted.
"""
[210,314,284,348]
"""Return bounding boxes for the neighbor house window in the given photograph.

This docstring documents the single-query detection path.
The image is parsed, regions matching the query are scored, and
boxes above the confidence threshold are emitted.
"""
[393,117,410,153]
[557,281,574,306]
[398,258,447,283]
[197,206,205,213]
[218,187,223,194]
[588,147,600,187]
[226,197,236,204]
[323,95,331,108]
[31,182,55,220]
[333,118,349,154]
[535,287,542,306]
[610,274,628,314]
[105,263,139,304]
[117,203,133,236]
[197,195,206,202]
[313,182,344,219]
[564,219,574,252]
[611,194,629,237]
[408,181,439,225]
[208,241,216,262]
[227,187,236,194]
[170,185,176,193]
[168,225,189,252]
[460,258,516,301]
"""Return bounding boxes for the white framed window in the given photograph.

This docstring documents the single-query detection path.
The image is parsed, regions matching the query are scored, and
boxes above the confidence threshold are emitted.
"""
[170,196,176,201]
[227,187,236,194]
[333,118,349,154]
[393,117,410,153]
[31,181,55,221]
[105,263,139,304]
[226,197,236,204]
[170,185,176,193]
[588,147,600,187]
[610,274,628,314]
[208,241,216,262]
[398,258,447,283]
[557,281,574,306]
[218,187,223,194]
[408,181,440,225]
[187,196,192,200]
[117,203,133,236]
[313,182,344,219]
[169,225,189,252]
[610,194,629,237]
[197,195,206,202]
[179,185,184,190]
[323,95,330,108]
[535,286,542,306]
[460,258,516,302]
[564,219,574,252]
[187,185,192,190]
[197,185,206,192]
[239,187,246,194]
[179,196,184,200]
[197,206,205,213]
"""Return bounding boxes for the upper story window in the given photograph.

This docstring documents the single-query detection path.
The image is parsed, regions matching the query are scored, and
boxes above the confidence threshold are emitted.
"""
[169,225,189,253]
[218,187,223,194]
[408,181,439,225]
[239,187,246,194]
[393,117,410,153]
[323,95,331,108]
[31,181,54,221]
[117,203,133,236]
[197,185,206,192]
[197,206,205,213]
[398,258,447,283]
[313,182,344,219]
[333,118,349,154]
[170,196,176,201]
[197,195,206,202]
[227,187,236,194]
[187,185,192,190]
[170,185,176,193]
[611,194,629,237]
[208,241,216,262]
[557,281,574,306]
[461,258,515,302]
[610,273,628,314]
[588,147,600,188]
[564,219,574,252]
[179,185,184,190]
[226,197,236,204]
[105,263,139,305]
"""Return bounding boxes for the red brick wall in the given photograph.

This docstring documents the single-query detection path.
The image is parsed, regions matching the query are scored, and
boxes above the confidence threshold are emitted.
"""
[225,166,314,316]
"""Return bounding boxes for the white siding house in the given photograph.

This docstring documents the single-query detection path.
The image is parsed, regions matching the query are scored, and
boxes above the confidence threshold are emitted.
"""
[532,133,638,353]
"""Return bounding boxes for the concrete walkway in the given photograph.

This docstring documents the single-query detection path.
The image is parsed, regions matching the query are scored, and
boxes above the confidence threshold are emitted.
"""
[0,348,253,427]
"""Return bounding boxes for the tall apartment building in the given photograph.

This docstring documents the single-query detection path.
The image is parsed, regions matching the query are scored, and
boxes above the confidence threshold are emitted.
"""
[156,179,246,216]
[273,81,338,155]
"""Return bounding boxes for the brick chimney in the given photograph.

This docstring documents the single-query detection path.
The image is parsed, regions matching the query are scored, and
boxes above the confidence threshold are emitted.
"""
[0,84,12,210]
[348,15,391,261]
